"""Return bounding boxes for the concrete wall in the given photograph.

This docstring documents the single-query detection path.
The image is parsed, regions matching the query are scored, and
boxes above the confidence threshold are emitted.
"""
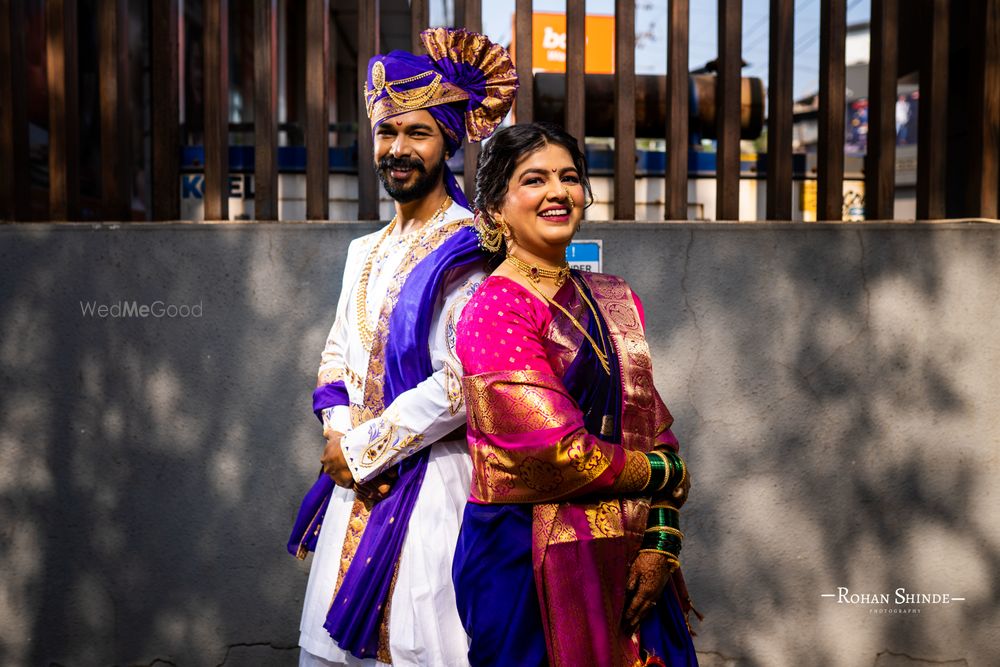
[1,221,998,666]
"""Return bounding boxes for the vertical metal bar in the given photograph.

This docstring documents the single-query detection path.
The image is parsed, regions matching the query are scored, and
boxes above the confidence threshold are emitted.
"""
[565,0,585,150]
[515,0,533,123]
[865,0,897,220]
[410,0,429,53]
[766,0,793,220]
[204,0,230,221]
[99,0,132,221]
[817,0,845,221]
[47,0,80,220]
[150,0,180,220]
[916,0,948,220]
[966,0,998,218]
[463,0,481,200]
[614,0,635,220]
[306,0,329,220]
[0,0,29,220]
[254,0,278,220]
[357,0,380,220]
[665,0,689,220]
[716,0,742,220]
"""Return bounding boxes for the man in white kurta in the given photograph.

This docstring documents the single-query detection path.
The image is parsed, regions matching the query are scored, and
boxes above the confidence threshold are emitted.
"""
[296,28,518,667]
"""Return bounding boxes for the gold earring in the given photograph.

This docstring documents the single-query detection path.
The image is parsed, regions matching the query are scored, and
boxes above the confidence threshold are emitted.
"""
[475,211,506,253]
[497,215,512,239]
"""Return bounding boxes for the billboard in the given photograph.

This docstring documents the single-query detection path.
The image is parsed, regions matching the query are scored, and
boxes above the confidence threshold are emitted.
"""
[512,12,616,74]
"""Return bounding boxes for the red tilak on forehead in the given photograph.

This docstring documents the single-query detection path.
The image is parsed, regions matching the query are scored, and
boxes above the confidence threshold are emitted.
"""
[395,120,403,126]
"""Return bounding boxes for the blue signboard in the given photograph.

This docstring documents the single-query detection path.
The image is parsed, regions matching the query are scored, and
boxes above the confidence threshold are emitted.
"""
[566,240,602,272]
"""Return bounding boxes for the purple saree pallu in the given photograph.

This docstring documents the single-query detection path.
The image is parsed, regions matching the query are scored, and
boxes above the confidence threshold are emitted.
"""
[288,224,482,660]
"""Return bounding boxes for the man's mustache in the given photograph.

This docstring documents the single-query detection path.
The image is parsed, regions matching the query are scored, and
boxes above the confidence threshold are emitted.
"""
[378,156,427,173]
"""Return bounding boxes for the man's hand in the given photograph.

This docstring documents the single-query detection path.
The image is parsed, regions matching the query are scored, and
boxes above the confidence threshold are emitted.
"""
[622,551,675,634]
[320,431,354,488]
[353,467,400,503]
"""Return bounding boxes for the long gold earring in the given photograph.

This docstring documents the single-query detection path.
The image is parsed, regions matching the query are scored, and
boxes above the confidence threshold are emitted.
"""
[475,211,506,253]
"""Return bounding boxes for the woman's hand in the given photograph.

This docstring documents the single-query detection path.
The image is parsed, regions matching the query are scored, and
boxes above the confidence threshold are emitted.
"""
[669,466,691,508]
[622,551,675,634]
[320,431,354,488]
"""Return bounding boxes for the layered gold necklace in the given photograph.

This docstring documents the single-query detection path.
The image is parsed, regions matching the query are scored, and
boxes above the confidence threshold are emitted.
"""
[504,255,611,375]
[355,196,452,349]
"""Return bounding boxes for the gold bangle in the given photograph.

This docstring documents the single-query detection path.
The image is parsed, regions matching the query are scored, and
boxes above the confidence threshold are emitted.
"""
[639,452,653,493]
[651,499,680,510]
[638,549,681,569]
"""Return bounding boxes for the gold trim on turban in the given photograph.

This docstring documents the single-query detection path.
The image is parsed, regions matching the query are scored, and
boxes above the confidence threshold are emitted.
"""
[364,28,518,144]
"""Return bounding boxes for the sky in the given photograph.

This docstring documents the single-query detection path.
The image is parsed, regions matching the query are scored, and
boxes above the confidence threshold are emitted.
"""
[431,0,872,100]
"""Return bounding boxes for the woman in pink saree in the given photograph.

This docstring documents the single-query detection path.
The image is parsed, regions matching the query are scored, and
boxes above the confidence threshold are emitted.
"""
[452,122,699,667]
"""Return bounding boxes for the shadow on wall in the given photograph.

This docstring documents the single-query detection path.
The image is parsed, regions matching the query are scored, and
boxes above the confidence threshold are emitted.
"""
[0,222,998,665]
[0,223,374,666]
[604,224,1000,666]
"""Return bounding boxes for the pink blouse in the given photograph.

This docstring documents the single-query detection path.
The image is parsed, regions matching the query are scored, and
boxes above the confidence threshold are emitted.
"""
[456,275,646,376]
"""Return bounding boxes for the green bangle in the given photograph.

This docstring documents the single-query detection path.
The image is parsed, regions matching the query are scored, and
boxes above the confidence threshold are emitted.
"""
[642,533,682,555]
[662,451,685,494]
[644,526,685,540]
[644,453,667,493]
[647,507,680,530]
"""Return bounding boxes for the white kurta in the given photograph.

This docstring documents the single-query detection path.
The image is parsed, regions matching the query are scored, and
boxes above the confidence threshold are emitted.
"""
[299,202,483,667]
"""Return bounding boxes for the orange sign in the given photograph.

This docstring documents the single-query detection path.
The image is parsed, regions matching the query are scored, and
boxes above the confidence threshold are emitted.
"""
[512,12,615,74]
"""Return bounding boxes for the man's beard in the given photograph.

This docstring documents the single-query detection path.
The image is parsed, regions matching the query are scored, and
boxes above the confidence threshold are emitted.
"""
[375,152,446,204]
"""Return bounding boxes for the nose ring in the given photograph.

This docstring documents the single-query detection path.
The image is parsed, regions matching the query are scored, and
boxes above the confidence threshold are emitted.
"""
[563,187,576,210]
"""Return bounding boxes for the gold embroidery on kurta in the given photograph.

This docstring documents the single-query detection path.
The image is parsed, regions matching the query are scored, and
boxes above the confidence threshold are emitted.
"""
[317,367,345,387]
[444,362,464,415]
[360,420,399,466]
[344,365,365,391]
[362,218,473,415]
[334,499,372,597]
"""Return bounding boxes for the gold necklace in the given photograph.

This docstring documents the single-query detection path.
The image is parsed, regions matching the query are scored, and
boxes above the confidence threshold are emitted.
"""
[519,274,611,375]
[354,196,452,349]
[505,253,571,287]
[570,275,610,357]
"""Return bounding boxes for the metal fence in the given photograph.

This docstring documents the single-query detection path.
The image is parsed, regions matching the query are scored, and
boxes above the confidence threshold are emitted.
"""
[1,0,998,222]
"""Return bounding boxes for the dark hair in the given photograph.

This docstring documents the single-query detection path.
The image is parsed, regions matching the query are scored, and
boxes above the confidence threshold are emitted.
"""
[475,121,592,221]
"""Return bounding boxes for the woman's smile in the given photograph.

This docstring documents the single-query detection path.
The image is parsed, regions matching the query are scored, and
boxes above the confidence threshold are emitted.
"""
[538,205,571,223]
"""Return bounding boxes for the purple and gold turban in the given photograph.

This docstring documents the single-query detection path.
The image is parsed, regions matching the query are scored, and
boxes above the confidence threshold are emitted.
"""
[364,28,518,208]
